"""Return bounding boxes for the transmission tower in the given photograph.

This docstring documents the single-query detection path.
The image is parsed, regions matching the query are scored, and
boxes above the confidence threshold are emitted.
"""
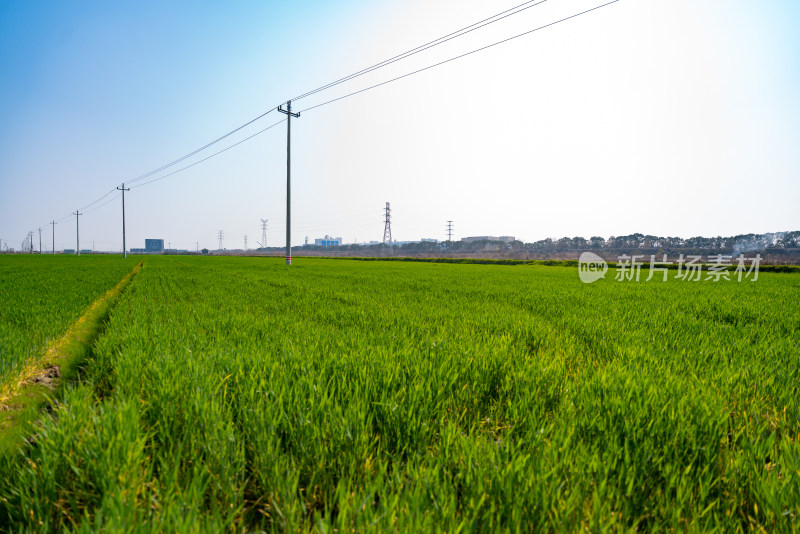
[382,202,393,256]
[243,235,248,251]
[27,231,34,253]
[446,220,454,242]
[218,230,224,250]
[260,219,268,248]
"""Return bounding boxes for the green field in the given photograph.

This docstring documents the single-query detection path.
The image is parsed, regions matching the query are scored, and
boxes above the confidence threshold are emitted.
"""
[0,255,140,391]
[0,255,798,531]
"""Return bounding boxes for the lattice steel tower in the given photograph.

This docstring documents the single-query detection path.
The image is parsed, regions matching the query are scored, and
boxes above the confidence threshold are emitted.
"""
[217,230,224,250]
[260,219,268,248]
[382,202,393,256]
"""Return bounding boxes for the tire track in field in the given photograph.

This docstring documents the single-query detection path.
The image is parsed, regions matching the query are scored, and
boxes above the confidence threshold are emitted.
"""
[0,260,144,412]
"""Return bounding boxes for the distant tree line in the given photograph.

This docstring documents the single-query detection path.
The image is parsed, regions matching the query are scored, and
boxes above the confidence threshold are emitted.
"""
[295,231,799,255]
[522,231,799,253]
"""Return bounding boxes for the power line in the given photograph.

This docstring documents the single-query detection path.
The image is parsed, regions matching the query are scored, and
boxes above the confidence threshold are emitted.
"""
[29,0,619,241]
[299,0,620,114]
[291,0,549,102]
[46,110,283,225]
[78,187,118,213]
[83,192,121,215]
[131,118,286,189]
[49,0,554,214]
[126,108,276,186]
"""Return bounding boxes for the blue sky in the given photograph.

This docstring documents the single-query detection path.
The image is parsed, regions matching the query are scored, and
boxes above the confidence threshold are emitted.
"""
[1,0,798,251]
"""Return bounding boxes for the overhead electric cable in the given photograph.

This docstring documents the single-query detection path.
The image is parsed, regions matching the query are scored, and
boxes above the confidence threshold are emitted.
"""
[299,0,619,113]
[83,192,121,215]
[32,0,619,233]
[131,118,286,189]
[78,187,118,212]
[292,0,549,102]
[126,108,276,185]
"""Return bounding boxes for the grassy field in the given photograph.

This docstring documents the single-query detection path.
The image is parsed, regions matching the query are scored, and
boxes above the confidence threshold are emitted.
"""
[0,255,798,531]
[0,255,140,392]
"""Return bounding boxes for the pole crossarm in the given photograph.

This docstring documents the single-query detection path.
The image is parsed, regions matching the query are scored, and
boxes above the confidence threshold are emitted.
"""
[277,103,300,118]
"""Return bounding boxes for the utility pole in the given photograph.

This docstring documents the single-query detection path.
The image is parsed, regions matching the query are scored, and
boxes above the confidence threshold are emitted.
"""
[117,183,130,258]
[74,211,81,255]
[447,220,454,242]
[382,202,393,257]
[218,230,224,251]
[260,219,268,249]
[278,100,300,266]
[50,221,56,255]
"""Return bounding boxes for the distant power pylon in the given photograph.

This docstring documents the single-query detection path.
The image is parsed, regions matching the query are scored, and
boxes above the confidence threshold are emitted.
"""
[260,219,268,248]
[38,227,42,254]
[218,230,224,250]
[447,220,454,242]
[382,202,393,256]
[243,235,248,251]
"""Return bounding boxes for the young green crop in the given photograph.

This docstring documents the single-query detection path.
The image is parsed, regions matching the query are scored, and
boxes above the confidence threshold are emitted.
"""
[0,255,140,390]
[0,256,798,531]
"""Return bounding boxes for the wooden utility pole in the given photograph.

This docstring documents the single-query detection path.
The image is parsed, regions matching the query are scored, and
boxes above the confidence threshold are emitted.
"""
[277,100,300,266]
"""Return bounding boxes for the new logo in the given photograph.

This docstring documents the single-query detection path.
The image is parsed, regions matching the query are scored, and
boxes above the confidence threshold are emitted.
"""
[579,252,608,283]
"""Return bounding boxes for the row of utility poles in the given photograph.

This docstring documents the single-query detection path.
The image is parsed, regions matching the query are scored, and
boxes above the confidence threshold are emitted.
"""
[38,100,298,262]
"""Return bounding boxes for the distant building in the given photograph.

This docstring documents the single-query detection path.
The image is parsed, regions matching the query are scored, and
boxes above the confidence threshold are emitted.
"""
[461,236,515,244]
[314,236,343,247]
[145,239,165,253]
